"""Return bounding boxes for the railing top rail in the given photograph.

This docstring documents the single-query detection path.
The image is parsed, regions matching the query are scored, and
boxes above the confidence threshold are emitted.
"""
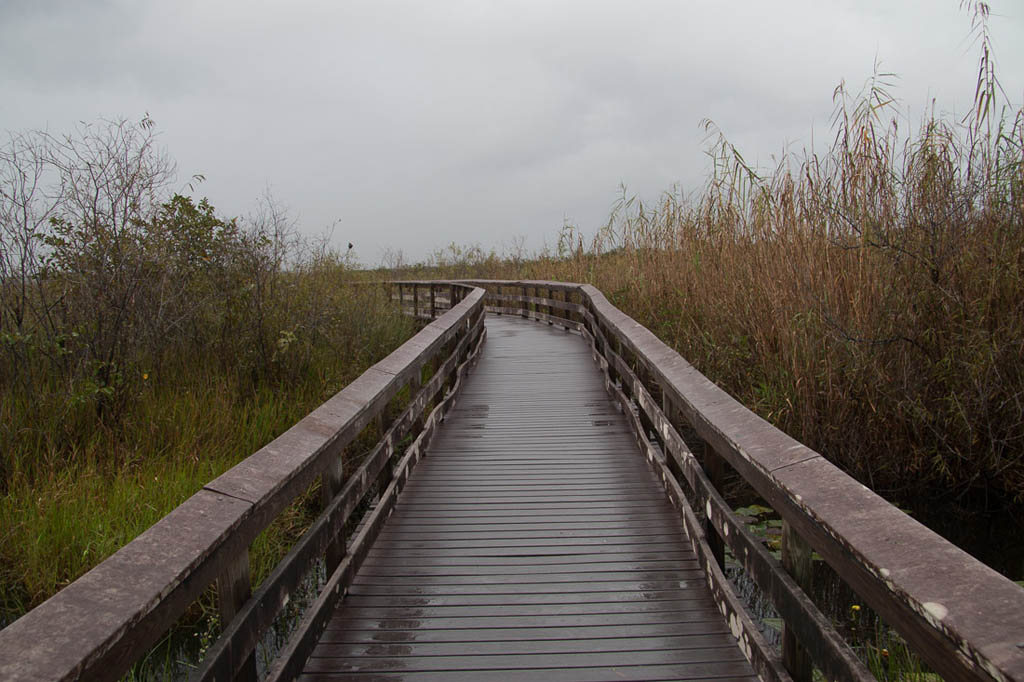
[452,278,1024,682]
[387,279,447,286]
[452,278,580,289]
[0,284,485,682]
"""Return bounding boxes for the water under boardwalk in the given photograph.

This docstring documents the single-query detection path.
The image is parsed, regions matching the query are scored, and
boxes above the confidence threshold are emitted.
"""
[301,315,758,681]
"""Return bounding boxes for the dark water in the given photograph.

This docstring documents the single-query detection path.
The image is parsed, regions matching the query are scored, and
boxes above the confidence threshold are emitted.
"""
[718,460,1024,581]
[915,506,1024,581]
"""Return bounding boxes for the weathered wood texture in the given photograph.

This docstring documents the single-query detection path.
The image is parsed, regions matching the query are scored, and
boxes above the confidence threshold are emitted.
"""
[455,279,1024,682]
[301,316,758,682]
[0,284,485,682]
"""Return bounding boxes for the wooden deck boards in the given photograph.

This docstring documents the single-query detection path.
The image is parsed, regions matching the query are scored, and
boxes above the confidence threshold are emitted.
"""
[301,315,757,681]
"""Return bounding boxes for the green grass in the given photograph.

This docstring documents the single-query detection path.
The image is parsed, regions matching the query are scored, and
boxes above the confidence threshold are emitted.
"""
[0,283,415,625]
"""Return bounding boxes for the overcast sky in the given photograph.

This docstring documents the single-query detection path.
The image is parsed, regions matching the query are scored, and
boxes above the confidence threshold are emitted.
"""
[3,1,1023,265]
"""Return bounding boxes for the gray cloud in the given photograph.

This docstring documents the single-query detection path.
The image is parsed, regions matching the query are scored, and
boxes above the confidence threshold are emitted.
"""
[2,0,1022,263]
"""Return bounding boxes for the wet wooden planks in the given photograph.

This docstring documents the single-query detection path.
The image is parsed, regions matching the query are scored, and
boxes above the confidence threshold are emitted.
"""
[301,315,757,681]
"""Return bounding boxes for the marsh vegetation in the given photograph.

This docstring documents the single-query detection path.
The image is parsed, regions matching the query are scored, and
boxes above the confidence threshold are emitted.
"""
[392,16,1024,575]
[0,118,416,624]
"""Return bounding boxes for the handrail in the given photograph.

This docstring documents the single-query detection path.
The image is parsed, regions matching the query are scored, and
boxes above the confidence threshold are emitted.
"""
[0,282,486,682]
[454,279,1024,682]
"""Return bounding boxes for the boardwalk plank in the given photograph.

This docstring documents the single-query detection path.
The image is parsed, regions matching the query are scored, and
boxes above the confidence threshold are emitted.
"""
[327,599,719,619]
[358,552,699,566]
[299,663,757,681]
[338,591,707,607]
[312,634,739,657]
[348,561,700,573]
[316,621,733,643]
[343,581,707,595]
[304,647,747,672]
[327,611,730,630]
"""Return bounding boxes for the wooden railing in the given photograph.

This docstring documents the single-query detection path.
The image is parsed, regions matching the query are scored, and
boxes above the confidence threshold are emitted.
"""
[0,282,486,682]
[453,279,1024,682]
[391,280,470,321]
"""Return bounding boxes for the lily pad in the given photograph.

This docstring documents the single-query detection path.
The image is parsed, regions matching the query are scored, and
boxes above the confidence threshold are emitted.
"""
[735,504,774,517]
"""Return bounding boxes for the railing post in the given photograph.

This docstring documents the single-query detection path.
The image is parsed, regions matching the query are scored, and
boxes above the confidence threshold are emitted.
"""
[374,406,393,498]
[411,360,425,432]
[521,285,528,318]
[545,287,554,325]
[413,283,420,319]
[217,552,257,681]
[374,404,388,481]
[613,336,625,388]
[662,395,688,485]
[635,359,656,437]
[703,448,727,569]
[782,521,815,682]
[321,451,346,572]
[429,284,437,319]
[442,337,455,395]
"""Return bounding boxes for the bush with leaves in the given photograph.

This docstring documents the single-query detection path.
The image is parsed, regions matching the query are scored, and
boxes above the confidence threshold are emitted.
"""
[0,117,407,484]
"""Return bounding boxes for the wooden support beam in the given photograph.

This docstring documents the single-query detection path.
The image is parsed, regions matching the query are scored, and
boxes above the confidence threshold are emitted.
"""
[320,452,346,573]
[217,552,257,682]
[703,447,727,570]
[782,521,815,682]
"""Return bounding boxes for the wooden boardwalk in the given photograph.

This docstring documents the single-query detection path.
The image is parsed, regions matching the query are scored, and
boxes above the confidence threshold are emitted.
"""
[6,282,1021,682]
[301,315,757,681]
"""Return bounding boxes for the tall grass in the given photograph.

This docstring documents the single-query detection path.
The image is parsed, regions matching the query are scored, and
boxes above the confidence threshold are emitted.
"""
[393,18,1024,563]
